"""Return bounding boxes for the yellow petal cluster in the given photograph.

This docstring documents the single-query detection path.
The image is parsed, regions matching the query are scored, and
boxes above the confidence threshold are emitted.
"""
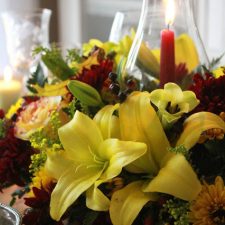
[45,90,225,225]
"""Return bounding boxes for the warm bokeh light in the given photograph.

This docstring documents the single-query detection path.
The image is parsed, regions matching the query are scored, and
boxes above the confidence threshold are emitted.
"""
[4,66,13,82]
[165,0,175,26]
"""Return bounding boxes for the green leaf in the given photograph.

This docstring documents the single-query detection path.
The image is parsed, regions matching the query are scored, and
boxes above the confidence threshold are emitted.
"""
[209,52,225,69]
[26,63,47,93]
[68,80,104,107]
[116,56,127,85]
[35,46,74,81]
[66,48,82,63]
[0,119,5,139]
[42,54,74,81]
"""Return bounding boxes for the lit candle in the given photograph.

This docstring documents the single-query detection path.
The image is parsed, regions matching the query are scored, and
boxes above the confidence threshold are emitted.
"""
[159,0,176,87]
[0,66,22,112]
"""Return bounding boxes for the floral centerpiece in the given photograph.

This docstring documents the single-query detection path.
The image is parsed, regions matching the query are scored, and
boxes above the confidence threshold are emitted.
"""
[0,34,225,225]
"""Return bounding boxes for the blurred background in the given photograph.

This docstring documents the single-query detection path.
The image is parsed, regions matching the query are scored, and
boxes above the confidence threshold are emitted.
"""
[0,0,225,73]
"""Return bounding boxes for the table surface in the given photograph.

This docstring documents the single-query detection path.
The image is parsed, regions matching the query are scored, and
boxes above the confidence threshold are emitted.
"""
[0,185,27,213]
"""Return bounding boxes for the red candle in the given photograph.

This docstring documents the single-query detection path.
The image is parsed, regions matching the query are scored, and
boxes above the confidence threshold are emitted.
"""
[159,28,175,87]
[159,0,176,87]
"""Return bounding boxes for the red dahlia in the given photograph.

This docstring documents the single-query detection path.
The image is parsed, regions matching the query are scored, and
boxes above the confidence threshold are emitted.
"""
[23,183,64,225]
[189,73,225,114]
[76,56,113,91]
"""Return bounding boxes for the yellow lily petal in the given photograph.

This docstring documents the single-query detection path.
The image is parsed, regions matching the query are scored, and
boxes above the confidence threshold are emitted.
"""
[120,92,170,173]
[110,181,157,225]
[45,150,74,180]
[137,42,160,76]
[6,98,24,119]
[58,111,103,164]
[94,104,120,139]
[176,112,225,150]
[86,186,110,211]
[82,39,103,56]
[50,164,103,221]
[86,138,147,211]
[175,34,199,72]
[213,67,225,78]
[110,115,121,139]
[33,80,69,97]
[150,83,199,126]
[82,39,117,58]
[152,34,199,72]
[143,154,201,201]
[78,51,99,73]
[98,139,147,182]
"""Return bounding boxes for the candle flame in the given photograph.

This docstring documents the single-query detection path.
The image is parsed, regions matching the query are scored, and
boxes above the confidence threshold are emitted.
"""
[165,0,175,26]
[4,66,13,82]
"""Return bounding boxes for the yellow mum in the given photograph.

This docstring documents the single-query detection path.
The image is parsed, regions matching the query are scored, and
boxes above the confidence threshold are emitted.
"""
[190,176,225,225]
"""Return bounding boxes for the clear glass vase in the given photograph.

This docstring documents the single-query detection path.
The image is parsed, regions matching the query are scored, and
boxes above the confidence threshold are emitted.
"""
[1,9,51,85]
[0,203,22,225]
[109,10,141,43]
[124,0,209,88]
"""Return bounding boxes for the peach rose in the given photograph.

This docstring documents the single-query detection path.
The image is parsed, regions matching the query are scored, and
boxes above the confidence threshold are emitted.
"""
[15,96,61,140]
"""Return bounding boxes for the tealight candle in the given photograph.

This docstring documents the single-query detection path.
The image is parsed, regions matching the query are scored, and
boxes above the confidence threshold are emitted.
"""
[0,66,22,112]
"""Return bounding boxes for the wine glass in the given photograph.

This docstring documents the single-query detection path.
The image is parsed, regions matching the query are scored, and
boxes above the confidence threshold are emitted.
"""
[108,10,141,43]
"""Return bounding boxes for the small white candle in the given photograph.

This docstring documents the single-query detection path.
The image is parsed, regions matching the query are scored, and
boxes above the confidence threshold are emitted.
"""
[0,66,22,112]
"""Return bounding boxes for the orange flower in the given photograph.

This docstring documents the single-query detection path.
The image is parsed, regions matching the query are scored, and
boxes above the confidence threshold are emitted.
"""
[189,176,225,225]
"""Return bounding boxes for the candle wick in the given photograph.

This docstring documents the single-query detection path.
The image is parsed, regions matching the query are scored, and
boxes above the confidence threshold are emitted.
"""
[167,24,170,30]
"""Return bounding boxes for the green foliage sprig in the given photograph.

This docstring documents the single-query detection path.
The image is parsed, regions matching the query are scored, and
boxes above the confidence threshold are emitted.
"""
[26,63,47,93]
[162,198,190,225]
[34,46,74,81]
[0,119,5,139]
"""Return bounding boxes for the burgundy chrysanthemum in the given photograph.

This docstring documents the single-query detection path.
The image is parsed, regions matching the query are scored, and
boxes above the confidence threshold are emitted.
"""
[76,57,113,91]
[0,109,5,119]
[0,125,34,189]
[23,183,64,225]
[175,63,189,83]
[189,73,225,114]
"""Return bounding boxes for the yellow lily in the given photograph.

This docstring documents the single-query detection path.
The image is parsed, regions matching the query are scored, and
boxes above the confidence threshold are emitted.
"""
[213,66,225,78]
[98,91,225,225]
[82,39,117,57]
[45,110,147,221]
[77,51,99,73]
[150,83,200,128]
[33,80,69,97]
[176,112,225,149]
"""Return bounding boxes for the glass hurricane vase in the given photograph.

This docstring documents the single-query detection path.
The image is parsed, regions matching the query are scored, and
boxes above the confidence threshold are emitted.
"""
[123,0,209,89]
[1,9,51,86]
